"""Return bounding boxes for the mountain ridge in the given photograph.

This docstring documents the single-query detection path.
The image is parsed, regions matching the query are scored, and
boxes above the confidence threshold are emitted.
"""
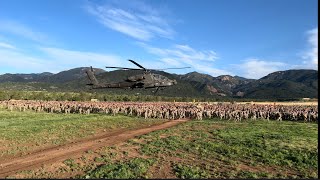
[0,68,317,99]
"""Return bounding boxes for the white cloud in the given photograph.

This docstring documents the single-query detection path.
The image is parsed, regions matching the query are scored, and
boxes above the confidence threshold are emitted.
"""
[234,28,318,79]
[301,28,318,69]
[83,1,228,76]
[160,58,182,67]
[191,63,233,77]
[0,49,54,74]
[40,47,123,68]
[235,59,287,79]
[0,46,123,74]
[137,42,231,76]
[139,42,219,62]
[0,42,16,49]
[0,19,49,43]
[85,2,174,41]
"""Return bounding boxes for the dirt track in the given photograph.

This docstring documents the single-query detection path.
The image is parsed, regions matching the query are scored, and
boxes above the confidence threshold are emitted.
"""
[0,119,188,178]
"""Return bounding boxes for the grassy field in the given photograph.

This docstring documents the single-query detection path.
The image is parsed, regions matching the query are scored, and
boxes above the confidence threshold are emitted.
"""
[0,109,164,157]
[10,117,318,179]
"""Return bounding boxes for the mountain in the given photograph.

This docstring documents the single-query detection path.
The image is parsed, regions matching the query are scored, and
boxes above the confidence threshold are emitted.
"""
[47,67,105,83]
[0,68,317,100]
[233,69,318,99]
[0,72,53,83]
[177,72,255,97]
[178,71,222,96]
[0,67,105,83]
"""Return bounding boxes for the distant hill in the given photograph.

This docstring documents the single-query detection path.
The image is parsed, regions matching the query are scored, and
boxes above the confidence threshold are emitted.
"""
[178,72,254,97]
[0,72,53,83]
[233,69,318,99]
[0,68,317,100]
[47,67,105,83]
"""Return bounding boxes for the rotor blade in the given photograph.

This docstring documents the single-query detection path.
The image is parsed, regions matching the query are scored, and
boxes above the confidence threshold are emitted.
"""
[116,68,142,70]
[128,59,146,70]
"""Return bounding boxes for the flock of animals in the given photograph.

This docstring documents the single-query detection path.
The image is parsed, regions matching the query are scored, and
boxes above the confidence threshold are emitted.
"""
[0,100,318,122]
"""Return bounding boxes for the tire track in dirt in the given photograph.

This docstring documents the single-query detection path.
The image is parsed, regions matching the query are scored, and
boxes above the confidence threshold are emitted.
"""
[0,119,189,178]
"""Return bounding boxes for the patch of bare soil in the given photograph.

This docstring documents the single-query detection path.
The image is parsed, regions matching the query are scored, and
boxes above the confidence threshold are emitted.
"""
[0,119,189,178]
[236,162,298,177]
[148,160,177,179]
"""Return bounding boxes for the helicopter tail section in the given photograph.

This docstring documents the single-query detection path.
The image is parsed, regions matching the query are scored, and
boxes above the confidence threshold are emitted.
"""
[85,66,99,86]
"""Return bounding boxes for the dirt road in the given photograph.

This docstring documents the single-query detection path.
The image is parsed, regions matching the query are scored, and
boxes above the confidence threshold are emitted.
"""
[0,119,188,178]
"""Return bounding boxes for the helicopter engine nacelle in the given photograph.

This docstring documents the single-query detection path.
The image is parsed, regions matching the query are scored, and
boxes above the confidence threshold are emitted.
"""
[126,74,145,82]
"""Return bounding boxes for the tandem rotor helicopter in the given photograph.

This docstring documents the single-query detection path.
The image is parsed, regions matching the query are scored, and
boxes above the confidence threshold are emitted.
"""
[85,59,190,94]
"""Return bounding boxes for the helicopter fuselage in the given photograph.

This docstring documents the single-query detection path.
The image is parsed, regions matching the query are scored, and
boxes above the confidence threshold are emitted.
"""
[85,59,186,93]
[125,73,177,89]
[89,72,176,90]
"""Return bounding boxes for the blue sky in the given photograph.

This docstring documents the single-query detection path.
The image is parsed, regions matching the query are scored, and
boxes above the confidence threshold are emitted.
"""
[0,0,318,79]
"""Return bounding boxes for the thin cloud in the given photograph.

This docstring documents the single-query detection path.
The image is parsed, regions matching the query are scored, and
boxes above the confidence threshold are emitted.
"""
[84,2,174,41]
[0,46,123,74]
[302,28,318,69]
[235,58,287,79]
[40,47,123,68]
[0,19,49,43]
[139,42,219,62]
[161,58,182,66]
[0,42,16,49]
[0,49,54,74]
[234,28,318,79]
[137,42,231,76]
[191,63,233,77]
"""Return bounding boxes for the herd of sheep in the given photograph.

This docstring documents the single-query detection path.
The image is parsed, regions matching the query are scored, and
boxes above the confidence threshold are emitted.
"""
[0,100,318,122]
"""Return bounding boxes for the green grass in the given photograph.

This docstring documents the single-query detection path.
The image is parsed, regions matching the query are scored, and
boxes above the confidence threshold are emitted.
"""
[83,158,156,179]
[173,164,211,179]
[0,108,164,156]
[120,119,318,178]
[5,115,318,179]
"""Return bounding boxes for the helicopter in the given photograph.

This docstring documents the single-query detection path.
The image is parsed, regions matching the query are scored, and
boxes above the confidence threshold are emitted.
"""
[85,59,190,94]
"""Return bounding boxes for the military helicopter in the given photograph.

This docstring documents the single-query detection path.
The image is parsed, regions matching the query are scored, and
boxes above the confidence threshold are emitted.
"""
[85,59,190,94]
